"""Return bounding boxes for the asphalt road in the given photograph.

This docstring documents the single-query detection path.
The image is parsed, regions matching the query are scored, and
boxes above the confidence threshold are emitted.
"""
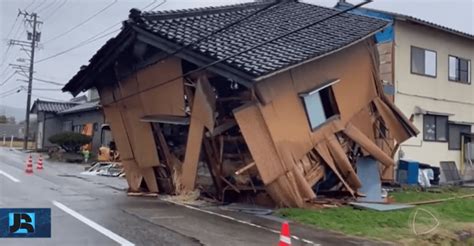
[0,147,384,246]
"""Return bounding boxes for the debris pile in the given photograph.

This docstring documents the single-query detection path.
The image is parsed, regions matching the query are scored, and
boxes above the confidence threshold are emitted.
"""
[81,162,124,177]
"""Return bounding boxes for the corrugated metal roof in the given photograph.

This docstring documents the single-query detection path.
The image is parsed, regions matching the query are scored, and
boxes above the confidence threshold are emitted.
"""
[30,99,79,113]
[58,100,101,115]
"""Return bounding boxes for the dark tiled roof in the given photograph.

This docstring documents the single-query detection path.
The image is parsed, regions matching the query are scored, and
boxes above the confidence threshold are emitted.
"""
[58,100,101,115]
[30,99,78,113]
[64,0,388,95]
[133,0,388,78]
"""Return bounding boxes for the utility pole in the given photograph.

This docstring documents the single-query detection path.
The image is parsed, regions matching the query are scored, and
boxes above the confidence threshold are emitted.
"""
[9,10,42,150]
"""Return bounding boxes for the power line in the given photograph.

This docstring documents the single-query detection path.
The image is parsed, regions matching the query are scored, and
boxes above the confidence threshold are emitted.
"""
[25,0,36,11]
[0,86,22,97]
[43,0,118,44]
[31,0,47,13]
[43,0,68,21]
[33,77,64,85]
[104,0,373,105]
[37,0,58,15]
[149,0,167,10]
[0,72,17,86]
[34,0,166,65]
[36,28,120,64]
[139,0,278,75]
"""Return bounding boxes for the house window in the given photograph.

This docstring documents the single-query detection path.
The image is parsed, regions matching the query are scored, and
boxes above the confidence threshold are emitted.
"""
[300,79,339,130]
[411,46,437,77]
[423,114,447,142]
[449,56,471,84]
[62,121,73,131]
[73,125,83,133]
[448,123,471,150]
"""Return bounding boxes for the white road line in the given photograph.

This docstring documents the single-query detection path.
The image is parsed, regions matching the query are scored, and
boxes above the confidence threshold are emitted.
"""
[165,200,320,246]
[0,169,20,183]
[52,201,134,246]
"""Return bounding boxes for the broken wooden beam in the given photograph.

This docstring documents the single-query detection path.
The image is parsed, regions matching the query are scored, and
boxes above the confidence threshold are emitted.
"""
[235,162,256,175]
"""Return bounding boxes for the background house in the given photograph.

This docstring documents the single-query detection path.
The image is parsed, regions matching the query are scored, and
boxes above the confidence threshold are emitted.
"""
[336,1,474,181]
[58,100,104,152]
[30,99,78,149]
[31,89,105,152]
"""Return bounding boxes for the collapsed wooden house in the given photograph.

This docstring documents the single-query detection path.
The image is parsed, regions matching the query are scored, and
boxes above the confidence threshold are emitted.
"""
[63,1,418,207]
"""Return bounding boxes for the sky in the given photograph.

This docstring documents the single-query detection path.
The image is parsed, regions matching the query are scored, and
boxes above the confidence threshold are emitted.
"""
[0,0,473,114]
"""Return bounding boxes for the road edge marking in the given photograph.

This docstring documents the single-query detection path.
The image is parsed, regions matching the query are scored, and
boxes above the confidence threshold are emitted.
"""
[52,200,134,246]
[165,199,320,246]
[0,170,20,183]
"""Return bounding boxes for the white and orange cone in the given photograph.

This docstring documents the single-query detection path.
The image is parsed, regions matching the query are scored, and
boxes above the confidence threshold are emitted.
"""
[25,155,33,174]
[279,221,291,246]
[36,154,43,170]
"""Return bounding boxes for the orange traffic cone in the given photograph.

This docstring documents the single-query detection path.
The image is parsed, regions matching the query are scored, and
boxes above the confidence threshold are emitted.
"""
[25,155,33,174]
[279,221,291,246]
[36,154,44,170]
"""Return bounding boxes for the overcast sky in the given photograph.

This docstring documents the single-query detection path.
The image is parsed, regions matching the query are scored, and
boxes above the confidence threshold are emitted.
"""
[1,0,473,111]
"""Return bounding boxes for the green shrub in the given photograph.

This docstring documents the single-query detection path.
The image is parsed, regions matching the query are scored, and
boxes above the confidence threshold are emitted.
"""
[48,132,92,153]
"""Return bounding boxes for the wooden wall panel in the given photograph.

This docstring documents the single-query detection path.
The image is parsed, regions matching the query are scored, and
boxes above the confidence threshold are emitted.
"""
[121,95,160,168]
[102,103,133,159]
[234,103,286,184]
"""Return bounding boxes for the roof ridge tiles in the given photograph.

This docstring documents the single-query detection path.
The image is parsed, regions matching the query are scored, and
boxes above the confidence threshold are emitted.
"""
[137,1,280,21]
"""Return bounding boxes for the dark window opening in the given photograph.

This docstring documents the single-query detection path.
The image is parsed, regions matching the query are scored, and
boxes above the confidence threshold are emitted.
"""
[449,55,471,84]
[448,123,471,150]
[423,114,448,142]
[301,82,339,130]
[411,46,437,77]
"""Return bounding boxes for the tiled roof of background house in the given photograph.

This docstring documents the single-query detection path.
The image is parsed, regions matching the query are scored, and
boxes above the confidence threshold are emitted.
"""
[30,99,79,114]
[132,0,388,78]
[58,100,101,115]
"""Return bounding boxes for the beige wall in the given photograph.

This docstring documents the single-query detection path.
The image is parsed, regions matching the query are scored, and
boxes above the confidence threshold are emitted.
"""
[393,20,474,176]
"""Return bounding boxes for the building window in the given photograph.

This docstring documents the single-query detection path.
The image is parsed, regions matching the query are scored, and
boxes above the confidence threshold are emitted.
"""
[449,56,471,84]
[411,46,437,77]
[62,121,73,131]
[73,125,83,133]
[448,123,471,150]
[300,79,339,130]
[423,114,447,142]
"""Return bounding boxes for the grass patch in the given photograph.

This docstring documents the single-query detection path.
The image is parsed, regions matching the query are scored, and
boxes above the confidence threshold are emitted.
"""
[279,188,474,244]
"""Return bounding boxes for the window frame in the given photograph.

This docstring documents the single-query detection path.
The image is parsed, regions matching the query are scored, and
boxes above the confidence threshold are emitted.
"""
[448,55,471,84]
[410,46,437,78]
[299,79,340,131]
[423,114,448,142]
[448,122,472,150]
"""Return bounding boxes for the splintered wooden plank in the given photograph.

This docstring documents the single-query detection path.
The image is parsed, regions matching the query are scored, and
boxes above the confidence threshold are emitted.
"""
[181,118,205,191]
[326,134,362,190]
[344,123,395,168]
[305,164,325,187]
[315,142,355,196]
[233,102,285,185]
